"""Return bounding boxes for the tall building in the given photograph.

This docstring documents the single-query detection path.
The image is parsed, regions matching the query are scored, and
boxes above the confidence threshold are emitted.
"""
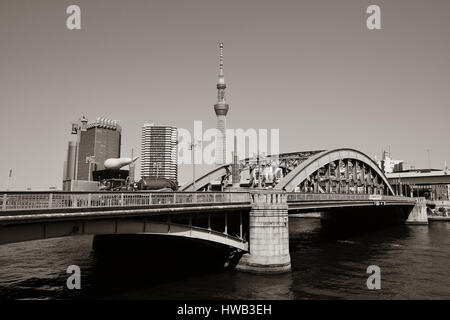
[140,123,178,182]
[76,117,122,180]
[63,141,77,181]
[214,43,229,165]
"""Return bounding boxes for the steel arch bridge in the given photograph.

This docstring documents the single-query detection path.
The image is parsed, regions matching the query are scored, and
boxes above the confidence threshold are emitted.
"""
[181,148,395,195]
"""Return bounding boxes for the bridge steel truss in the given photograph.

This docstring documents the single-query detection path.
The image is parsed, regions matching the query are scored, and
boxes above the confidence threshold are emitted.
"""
[181,150,323,191]
[275,149,395,195]
[239,150,324,183]
[181,148,395,195]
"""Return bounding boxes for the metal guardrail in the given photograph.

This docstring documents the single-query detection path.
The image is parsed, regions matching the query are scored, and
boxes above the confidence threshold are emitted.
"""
[286,193,415,203]
[0,192,251,212]
[0,191,414,213]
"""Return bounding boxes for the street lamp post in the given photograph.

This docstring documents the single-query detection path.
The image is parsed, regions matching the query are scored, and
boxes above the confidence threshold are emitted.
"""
[6,169,12,191]
[129,148,136,185]
[189,141,201,191]
[153,162,162,179]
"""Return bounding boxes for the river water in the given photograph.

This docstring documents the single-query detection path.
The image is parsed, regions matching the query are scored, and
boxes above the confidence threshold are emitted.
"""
[0,218,449,300]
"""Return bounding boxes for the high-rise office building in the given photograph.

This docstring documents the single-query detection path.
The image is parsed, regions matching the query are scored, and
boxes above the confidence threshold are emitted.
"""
[140,123,178,182]
[63,141,77,182]
[214,43,229,165]
[76,117,122,181]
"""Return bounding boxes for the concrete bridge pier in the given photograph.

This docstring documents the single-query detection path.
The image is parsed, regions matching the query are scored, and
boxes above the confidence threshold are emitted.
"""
[236,191,291,274]
[405,197,428,225]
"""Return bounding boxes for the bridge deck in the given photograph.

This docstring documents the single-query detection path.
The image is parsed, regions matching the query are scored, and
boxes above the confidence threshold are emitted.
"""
[287,193,415,211]
[0,191,416,247]
[0,191,415,220]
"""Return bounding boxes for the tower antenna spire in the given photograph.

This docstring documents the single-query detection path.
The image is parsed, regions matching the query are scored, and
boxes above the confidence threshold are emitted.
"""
[217,42,226,102]
[219,42,224,76]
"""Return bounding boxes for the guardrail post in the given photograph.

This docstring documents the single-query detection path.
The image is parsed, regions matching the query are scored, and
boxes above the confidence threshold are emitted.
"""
[72,195,77,208]
[2,194,6,211]
[48,193,53,209]
[88,193,92,207]
[173,193,176,204]
[120,193,124,206]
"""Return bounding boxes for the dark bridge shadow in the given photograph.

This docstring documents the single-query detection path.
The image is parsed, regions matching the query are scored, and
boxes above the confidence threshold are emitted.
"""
[318,206,409,237]
[290,205,410,243]
[78,234,240,298]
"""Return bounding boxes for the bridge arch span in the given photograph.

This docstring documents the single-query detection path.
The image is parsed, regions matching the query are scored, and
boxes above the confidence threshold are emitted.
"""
[180,164,230,191]
[274,148,395,195]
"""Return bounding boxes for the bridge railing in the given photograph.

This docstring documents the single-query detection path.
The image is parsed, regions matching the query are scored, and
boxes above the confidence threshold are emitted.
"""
[286,193,414,203]
[0,191,414,212]
[0,192,251,212]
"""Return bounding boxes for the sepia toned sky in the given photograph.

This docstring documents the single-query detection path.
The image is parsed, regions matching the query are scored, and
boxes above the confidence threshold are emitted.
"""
[0,0,449,190]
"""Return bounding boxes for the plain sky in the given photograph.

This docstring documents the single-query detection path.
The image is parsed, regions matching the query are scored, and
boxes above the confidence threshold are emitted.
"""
[0,0,449,190]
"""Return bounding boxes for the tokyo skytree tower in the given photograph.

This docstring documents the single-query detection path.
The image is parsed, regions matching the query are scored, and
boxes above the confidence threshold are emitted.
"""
[213,43,229,165]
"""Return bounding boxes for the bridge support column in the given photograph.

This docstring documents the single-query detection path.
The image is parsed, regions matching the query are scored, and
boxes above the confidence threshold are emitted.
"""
[406,197,428,225]
[236,191,291,274]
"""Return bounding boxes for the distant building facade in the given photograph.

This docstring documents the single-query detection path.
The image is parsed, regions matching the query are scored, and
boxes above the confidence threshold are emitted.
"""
[140,123,178,182]
[377,150,403,174]
[63,141,77,181]
[386,169,450,200]
[76,118,122,181]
